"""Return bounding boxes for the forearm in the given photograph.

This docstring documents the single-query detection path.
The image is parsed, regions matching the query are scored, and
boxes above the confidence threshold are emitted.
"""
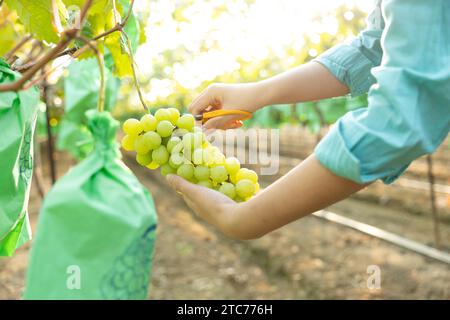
[225,154,365,239]
[253,62,349,110]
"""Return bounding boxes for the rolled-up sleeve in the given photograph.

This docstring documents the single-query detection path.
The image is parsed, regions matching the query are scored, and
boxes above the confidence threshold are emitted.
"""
[314,0,384,96]
[315,0,450,184]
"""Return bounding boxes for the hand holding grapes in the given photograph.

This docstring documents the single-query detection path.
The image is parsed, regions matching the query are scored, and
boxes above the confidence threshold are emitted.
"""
[166,174,239,236]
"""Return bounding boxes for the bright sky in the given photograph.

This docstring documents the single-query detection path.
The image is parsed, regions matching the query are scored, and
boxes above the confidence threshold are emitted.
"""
[134,0,373,102]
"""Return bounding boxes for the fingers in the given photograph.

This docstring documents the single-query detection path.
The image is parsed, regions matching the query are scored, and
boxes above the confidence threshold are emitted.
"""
[203,115,244,130]
[188,86,221,115]
[166,174,202,200]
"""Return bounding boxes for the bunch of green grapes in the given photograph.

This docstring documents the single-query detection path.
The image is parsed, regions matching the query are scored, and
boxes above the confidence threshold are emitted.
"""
[121,107,259,202]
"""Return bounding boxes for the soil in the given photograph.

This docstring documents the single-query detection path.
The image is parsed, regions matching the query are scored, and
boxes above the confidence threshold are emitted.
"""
[1,147,449,300]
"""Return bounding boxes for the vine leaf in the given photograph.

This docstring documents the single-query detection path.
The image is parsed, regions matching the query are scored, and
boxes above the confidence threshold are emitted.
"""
[5,0,67,43]
[105,31,133,77]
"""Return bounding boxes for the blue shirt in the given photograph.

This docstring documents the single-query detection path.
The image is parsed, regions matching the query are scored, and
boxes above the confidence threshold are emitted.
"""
[314,0,450,184]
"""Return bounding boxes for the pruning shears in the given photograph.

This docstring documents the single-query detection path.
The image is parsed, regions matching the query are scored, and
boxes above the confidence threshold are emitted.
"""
[194,109,253,124]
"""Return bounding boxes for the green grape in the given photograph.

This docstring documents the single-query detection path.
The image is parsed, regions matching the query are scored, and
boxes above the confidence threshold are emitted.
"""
[236,168,258,183]
[202,139,210,148]
[121,135,136,151]
[229,173,237,184]
[172,128,189,138]
[136,152,152,166]
[170,141,184,155]
[177,163,194,180]
[140,114,157,132]
[194,165,210,181]
[225,157,240,175]
[211,152,226,166]
[188,177,198,184]
[197,180,213,188]
[208,146,221,154]
[134,135,151,155]
[143,131,162,150]
[160,163,176,176]
[254,182,260,193]
[166,137,181,153]
[167,107,180,125]
[219,182,236,199]
[156,120,174,138]
[123,118,143,135]
[192,148,207,165]
[234,196,245,203]
[210,165,228,183]
[235,179,255,199]
[169,152,185,168]
[183,132,202,151]
[146,162,160,170]
[152,145,169,165]
[155,108,171,122]
[193,126,203,133]
[195,131,205,142]
[177,114,195,131]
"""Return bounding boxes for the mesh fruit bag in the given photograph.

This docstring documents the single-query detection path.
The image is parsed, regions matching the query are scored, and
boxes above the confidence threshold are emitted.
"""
[24,110,158,299]
[0,59,39,256]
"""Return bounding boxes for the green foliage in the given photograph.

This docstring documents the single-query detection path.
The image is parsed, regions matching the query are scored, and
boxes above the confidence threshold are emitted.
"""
[2,0,144,79]
[5,0,66,43]
[114,0,369,130]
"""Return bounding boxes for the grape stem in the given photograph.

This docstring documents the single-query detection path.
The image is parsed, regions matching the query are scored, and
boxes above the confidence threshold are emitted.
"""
[4,35,32,63]
[75,36,106,112]
[122,30,149,112]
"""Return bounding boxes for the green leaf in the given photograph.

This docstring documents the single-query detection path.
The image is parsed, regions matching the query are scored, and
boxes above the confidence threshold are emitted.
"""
[62,0,112,15]
[105,32,133,77]
[6,0,67,43]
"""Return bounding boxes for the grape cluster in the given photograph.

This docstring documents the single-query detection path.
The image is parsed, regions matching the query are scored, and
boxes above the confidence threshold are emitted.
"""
[121,108,259,201]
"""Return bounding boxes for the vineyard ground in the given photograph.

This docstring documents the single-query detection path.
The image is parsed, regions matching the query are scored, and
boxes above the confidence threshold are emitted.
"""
[0,149,449,299]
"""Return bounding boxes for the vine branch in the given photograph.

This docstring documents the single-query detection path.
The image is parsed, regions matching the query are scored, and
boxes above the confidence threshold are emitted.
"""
[4,35,32,63]
[9,0,136,79]
[0,0,94,92]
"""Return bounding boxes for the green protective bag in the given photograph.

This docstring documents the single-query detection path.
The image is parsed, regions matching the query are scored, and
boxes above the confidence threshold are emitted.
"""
[57,57,120,160]
[24,111,158,299]
[0,59,39,256]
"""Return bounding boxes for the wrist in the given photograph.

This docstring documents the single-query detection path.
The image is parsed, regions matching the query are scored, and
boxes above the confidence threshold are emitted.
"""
[248,81,271,111]
[219,202,261,240]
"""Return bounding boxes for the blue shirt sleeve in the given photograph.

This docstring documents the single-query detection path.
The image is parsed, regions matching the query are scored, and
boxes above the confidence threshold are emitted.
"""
[314,0,384,96]
[315,0,450,184]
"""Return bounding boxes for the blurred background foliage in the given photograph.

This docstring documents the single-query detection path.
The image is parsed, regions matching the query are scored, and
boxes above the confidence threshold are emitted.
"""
[116,0,370,133]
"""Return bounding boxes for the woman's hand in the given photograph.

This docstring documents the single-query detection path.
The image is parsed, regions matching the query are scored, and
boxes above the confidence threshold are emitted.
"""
[166,174,245,238]
[188,82,266,130]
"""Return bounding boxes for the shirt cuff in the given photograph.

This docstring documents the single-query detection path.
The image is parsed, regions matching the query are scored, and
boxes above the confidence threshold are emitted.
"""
[314,44,376,97]
[315,119,363,184]
[315,112,410,185]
